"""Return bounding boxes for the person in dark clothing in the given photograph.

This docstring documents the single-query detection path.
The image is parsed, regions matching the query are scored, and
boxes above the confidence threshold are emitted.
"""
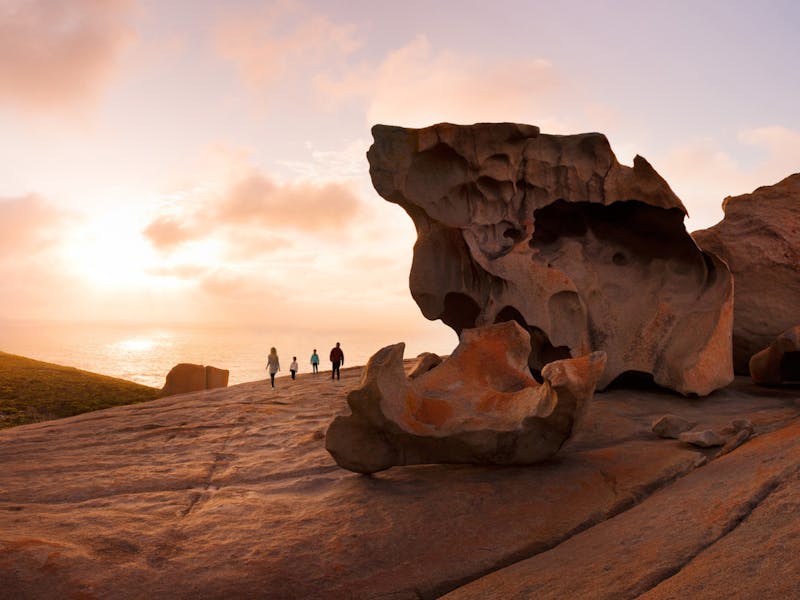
[330,342,344,380]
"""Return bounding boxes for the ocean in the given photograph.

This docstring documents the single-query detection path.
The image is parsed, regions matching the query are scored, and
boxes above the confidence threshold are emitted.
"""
[0,320,458,389]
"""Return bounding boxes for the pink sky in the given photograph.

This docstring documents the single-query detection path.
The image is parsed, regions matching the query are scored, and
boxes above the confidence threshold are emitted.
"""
[1,0,799,346]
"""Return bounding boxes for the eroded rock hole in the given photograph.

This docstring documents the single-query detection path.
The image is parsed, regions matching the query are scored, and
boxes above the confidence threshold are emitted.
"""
[606,370,666,393]
[530,199,699,266]
[441,292,480,336]
[780,351,800,382]
[494,306,571,380]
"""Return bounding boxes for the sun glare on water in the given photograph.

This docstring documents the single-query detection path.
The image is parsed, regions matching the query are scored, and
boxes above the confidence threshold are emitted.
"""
[113,337,159,352]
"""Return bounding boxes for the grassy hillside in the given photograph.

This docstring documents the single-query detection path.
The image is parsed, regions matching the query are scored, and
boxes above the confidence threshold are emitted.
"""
[0,351,160,429]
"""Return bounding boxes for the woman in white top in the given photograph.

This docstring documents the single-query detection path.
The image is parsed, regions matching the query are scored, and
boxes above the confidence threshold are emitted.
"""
[266,347,280,388]
[289,357,299,380]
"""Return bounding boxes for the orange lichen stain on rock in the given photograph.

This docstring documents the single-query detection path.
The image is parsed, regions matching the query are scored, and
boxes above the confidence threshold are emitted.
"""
[413,397,454,429]
[476,393,513,414]
[467,336,511,374]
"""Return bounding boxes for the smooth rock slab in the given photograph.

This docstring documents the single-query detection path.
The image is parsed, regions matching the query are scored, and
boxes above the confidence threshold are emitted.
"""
[1,372,799,599]
[443,419,800,600]
[368,122,734,396]
[325,321,607,473]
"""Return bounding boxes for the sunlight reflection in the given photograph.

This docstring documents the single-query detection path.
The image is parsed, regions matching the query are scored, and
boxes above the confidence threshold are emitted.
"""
[111,333,172,353]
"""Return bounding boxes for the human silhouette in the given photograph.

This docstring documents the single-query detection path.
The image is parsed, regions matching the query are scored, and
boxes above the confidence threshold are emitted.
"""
[330,342,344,380]
[310,349,320,374]
[290,356,298,380]
[266,347,280,388]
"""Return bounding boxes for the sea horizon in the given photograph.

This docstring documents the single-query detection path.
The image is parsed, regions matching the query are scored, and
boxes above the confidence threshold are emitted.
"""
[0,318,457,389]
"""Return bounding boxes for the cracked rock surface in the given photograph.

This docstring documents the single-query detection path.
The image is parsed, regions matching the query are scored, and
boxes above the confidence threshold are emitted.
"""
[2,368,799,599]
[368,122,733,396]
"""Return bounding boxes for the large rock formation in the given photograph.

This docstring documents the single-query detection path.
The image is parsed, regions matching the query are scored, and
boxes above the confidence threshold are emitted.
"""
[367,122,733,396]
[693,173,800,373]
[749,325,800,385]
[326,321,606,473]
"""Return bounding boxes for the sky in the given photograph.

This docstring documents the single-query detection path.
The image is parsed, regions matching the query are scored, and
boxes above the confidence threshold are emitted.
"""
[1,0,799,341]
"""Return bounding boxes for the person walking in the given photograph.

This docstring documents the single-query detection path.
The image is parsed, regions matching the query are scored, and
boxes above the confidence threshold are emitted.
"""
[290,356,298,380]
[310,349,320,374]
[330,342,344,381]
[266,347,280,388]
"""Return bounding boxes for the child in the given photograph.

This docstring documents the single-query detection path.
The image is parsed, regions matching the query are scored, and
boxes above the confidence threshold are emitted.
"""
[290,356,298,380]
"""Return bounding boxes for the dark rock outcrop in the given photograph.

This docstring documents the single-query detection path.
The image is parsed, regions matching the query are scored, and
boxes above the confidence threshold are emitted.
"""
[368,122,733,396]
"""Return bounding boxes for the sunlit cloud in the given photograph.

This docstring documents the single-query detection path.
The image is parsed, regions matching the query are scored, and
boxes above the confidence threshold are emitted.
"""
[142,216,201,251]
[219,173,361,230]
[315,35,560,128]
[143,166,362,254]
[0,0,136,112]
[659,126,800,231]
[213,0,361,92]
[277,139,369,180]
[0,194,72,256]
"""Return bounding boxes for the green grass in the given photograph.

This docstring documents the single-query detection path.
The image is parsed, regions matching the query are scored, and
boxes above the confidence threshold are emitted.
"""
[0,351,160,430]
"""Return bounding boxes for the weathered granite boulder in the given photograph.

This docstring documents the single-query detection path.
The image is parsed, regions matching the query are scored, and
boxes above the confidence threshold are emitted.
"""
[749,325,800,385]
[325,321,606,473]
[678,429,727,448]
[693,173,800,373]
[368,122,733,396]
[205,365,230,390]
[652,414,697,439]
[162,363,206,396]
[161,363,230,396]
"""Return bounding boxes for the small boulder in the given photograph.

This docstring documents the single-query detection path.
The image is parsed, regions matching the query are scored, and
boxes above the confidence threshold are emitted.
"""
[205,366,230,390]
[678,429,727,448]
[162,363,230,396]
[652,414,697,439]
[162,363,206,396]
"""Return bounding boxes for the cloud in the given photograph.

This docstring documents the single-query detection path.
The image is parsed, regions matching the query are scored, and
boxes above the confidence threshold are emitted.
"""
[658,126,800,231]
[142,216,200,251]
[0,194,72,256]
[315,35,559,128]
[143,167,362,254]
[0,0,136,111]
[219,173,361,230]
[0,194,78,319]
[214,0,361,91]
[738,126,800,179]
